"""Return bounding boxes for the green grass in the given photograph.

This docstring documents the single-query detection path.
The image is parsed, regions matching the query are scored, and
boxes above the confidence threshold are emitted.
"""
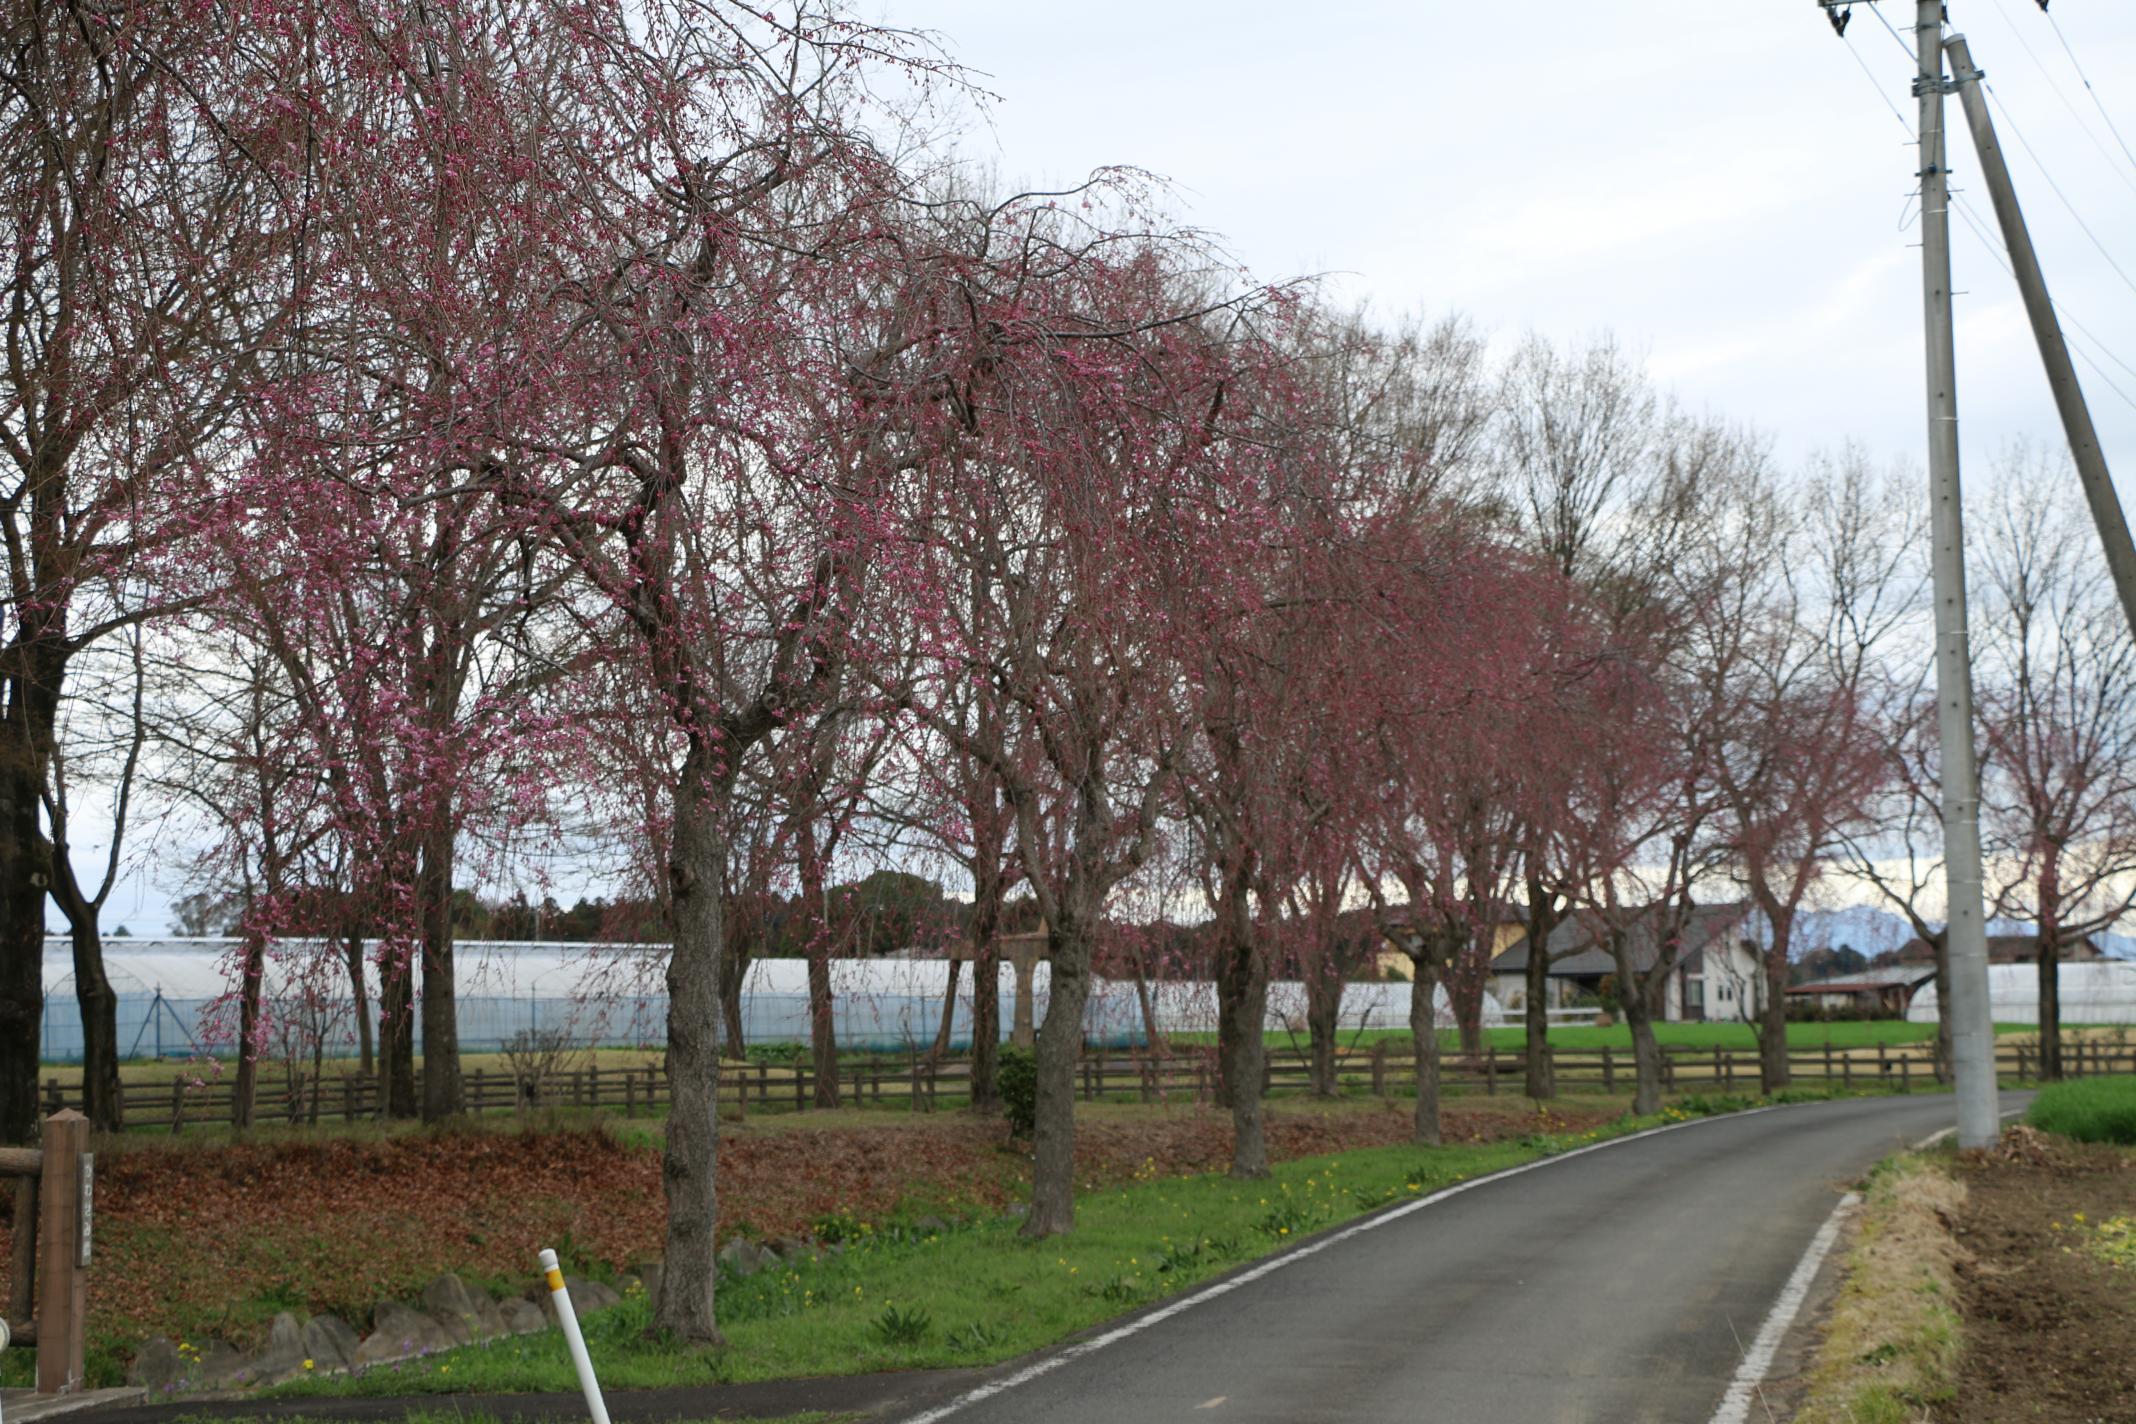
[2027,1074,2136,1144]
[1199,1021,1947,1054]
[267,1104,1701,1399]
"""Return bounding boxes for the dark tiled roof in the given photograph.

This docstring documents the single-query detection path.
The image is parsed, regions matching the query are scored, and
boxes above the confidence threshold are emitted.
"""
[1494,902,1750,977]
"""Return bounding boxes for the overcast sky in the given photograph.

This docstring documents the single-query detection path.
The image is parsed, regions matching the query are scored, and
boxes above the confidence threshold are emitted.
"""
[884,0,2136,479]
[94,0,2136,937]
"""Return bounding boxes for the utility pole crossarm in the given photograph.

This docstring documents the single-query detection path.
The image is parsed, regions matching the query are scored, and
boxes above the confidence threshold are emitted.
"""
[1944,32,2136,647]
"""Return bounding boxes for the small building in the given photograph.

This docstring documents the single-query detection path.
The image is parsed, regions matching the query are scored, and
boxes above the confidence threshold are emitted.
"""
[1896,933,2104,965]
[1491,902,1765,1023]
[1784,964,1938,1017]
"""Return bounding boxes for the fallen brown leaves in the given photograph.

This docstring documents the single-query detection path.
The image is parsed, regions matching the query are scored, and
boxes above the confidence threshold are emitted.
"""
[0,1096,1612,1367]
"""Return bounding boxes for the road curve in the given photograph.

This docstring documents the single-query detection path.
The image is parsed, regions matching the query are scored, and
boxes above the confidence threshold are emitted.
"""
[891,1092,2027,1424]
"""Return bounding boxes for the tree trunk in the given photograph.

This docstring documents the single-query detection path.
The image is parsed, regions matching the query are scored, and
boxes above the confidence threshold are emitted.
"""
[968,867,1002,1113]
[1757,955,1790,1094]
[1446,946,1485,1057]
[417,823,462,1121]
[1621,976,1664,1117]
[345,930,373,1079]
[652,777,726,1344]
[1522,952,1554,1102]
[1022,906,1094,1240]
[798,833,840,1108]
[930,957,963,1061]
[1131,957,1168,1056]
[49,844,121,1129]
[1521,887,1563,1102]
[1215,898,1268,1179]
[1755,904,1793,1094]
[377,943,418,1119]
[67,920,121,1130]
[718,939,749,1061]
[233,930,268,1129]
[0,711,53,1144]
[2037,930,2063,1082]
[1305,963,1341,1098]
[1410,952,1442,1147]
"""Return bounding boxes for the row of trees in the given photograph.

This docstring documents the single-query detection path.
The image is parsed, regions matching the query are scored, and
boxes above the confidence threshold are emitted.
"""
[8,0,2131,1344]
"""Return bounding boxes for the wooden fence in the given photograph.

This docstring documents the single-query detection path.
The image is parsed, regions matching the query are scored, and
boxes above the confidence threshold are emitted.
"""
[39,1034,2136,1134]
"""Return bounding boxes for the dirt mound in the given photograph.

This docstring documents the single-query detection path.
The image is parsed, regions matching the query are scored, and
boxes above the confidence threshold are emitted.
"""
[1939,1133,2136,1422]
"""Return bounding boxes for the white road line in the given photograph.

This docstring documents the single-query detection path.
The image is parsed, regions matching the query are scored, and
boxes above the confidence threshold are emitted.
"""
[1706,1192,1861,1424]
[891,1105,1787,1424]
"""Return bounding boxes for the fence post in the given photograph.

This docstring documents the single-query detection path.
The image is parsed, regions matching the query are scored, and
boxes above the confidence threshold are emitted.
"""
[1485,1039,1497,1095]
[1900,1055,1911,1093]
[625,1072,637,1118]
[36,1109,90,1394]
[43,1079,60,1116]
[1877,1042,1889,1083]
[170,1080,184,1134]
[1602,1046,1615,1095]
[9,1175,35,1327]
[795,1067,807,1110]
[1713,1045,1724,1088]
[1823,1042,1834,1085]
[1370,1042,1387,1098]
[2017,1047,2031,1085]
[1842,1055,1853,1091]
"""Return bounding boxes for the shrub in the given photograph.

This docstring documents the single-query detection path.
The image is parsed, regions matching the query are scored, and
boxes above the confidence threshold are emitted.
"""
[997,1046,1037,1138]
[2027,1074,2136,1145]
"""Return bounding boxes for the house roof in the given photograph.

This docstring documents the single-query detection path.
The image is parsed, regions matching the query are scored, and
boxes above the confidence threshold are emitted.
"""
[1897,934,2103,965]
[1494,902,1751,978]
[1784,964,1938,996]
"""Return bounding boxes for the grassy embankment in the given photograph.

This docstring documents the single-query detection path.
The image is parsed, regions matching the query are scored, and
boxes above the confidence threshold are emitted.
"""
[265,1099,1776,1400]
[2026,1073,2136,1144]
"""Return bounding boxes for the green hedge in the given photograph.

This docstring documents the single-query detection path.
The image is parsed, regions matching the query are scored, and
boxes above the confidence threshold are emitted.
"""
[2027,1074,2136,1145]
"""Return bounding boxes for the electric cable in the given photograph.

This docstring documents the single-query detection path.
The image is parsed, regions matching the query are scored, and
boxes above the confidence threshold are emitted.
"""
[1952,192,2136,417]
[1984,0,2136,203]
[2041,4,2136,173]
[1980,81,2136,304]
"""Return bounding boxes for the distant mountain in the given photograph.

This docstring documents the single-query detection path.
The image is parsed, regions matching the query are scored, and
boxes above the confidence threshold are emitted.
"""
[1789,906,1917,960]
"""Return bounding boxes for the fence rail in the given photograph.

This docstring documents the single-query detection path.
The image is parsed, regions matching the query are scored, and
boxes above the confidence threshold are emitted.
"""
[39,1037,2136,1134]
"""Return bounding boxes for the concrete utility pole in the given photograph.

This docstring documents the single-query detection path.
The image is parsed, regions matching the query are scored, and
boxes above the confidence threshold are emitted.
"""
[1945,32,2136,644]
[1913,1,2001,1149]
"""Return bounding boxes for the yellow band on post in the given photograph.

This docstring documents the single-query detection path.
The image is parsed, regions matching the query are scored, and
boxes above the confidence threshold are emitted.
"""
[545,1268,566,1292]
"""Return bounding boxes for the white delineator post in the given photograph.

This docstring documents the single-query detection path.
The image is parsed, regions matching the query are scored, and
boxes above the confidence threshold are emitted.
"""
[540,1249,612,1424]
[1913,0,2000,1150]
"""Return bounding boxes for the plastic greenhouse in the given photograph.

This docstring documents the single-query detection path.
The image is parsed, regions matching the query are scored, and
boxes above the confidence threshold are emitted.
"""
[1905,959,2136,1026]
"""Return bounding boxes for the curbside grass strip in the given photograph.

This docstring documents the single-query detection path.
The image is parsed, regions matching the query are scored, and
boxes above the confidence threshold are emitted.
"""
[1791,1154,1967,1424]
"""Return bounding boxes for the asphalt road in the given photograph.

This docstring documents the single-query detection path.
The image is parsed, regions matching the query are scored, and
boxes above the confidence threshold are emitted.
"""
[889,1092,2029,1424]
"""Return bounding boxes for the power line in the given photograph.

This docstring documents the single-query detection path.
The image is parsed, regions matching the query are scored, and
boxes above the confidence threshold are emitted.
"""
[2041,3,2136,173]
[1981,80,2136,304]
[1984,0,2136,203]
[1951,192,2136,416]
[1826,15,2136,417]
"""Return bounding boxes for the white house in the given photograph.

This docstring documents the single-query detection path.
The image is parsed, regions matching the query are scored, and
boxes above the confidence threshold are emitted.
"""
[1489,902,1767,1023]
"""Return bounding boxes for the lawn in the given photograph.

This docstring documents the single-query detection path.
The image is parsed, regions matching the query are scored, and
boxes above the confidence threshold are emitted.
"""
[1234,1020,2065,1056]
[2027,1074,2136,1144]
[266,1102,1704,1399]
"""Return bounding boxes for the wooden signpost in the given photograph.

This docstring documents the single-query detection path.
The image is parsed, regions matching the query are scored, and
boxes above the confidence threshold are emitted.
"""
[0,1110,92,1394]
